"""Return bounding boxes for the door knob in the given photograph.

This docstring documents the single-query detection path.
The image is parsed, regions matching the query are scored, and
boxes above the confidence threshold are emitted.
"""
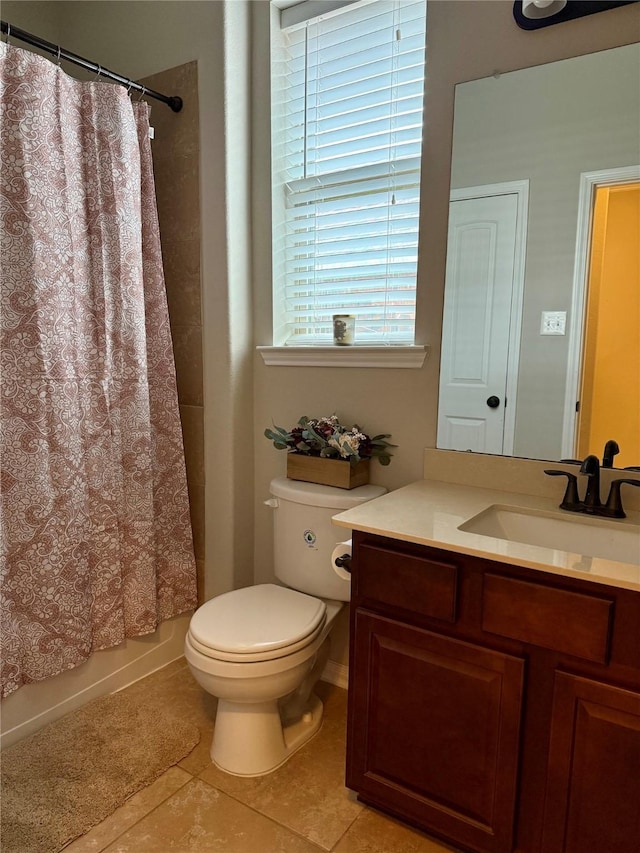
[486,395,500,408]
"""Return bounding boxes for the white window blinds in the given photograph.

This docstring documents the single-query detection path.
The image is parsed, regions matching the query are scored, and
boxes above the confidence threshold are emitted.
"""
[272,0,427,346]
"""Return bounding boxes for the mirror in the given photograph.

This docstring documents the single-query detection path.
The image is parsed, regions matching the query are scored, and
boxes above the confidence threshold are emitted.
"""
[437,44,639,468]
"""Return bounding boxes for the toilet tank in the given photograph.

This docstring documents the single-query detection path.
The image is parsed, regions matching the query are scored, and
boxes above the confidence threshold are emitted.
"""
[268,477,387,602]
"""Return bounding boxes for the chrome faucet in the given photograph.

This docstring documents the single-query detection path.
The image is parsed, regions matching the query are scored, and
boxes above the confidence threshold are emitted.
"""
[579,455,602,512]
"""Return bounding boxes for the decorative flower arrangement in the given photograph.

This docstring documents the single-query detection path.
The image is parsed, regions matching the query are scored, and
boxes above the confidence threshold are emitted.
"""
[264,415,395,466]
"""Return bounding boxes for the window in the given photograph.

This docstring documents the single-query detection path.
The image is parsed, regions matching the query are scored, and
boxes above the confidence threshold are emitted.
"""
[271,0,427,347]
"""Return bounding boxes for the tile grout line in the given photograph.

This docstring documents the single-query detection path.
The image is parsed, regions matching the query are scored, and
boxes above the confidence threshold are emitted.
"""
[327,805,364,852]
[85,668,354,852]
[194,774,330,852]
[76,768,195,853]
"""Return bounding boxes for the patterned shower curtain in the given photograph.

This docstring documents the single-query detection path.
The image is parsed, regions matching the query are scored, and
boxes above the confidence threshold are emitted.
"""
[0,43,198,699]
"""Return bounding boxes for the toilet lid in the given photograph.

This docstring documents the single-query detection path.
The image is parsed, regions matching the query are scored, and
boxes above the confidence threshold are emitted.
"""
[189,584,327,656]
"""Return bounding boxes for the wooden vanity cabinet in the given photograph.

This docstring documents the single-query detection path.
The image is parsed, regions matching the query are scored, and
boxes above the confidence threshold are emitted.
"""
[542,672,640,853]
[346,531,640,853]
[349,609,525,853]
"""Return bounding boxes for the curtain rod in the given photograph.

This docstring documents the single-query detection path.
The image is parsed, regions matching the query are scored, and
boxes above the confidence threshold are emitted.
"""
[1,20,183,112]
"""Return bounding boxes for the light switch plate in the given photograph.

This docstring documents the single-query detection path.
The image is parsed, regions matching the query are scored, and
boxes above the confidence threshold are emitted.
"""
[540,311,567,335]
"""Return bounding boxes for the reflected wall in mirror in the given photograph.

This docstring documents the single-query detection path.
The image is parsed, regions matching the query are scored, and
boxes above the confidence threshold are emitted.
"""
[437,44,639,468]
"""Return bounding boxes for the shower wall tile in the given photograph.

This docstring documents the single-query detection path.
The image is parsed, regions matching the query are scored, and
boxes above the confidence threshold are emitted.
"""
[143,63,200,158]
[196,560,205,608]
[141,61,204,568]
[171,324,204,407]
[188,483,205,563]
[163,238,201,327]
[154,155,200,243]
[179,405,205,487]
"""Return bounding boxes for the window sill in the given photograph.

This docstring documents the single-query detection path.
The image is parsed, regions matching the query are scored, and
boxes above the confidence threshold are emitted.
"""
[257,345,429,368]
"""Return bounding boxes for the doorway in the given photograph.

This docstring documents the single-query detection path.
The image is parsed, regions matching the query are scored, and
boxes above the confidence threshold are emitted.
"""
[562,166,640,462]
[576,183,639,467]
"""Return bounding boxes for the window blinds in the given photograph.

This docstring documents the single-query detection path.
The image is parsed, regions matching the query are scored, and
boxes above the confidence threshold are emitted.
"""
[274,0,427,345]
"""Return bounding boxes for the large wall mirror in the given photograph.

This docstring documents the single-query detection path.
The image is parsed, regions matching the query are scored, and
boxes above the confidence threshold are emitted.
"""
[437,44,639,469]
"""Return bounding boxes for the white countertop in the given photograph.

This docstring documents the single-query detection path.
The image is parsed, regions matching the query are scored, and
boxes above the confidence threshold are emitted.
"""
[333,479,640,592]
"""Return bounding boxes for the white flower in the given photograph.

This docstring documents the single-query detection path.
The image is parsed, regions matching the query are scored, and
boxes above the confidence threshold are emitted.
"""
[337,433,361,457]
[328,437,344,456]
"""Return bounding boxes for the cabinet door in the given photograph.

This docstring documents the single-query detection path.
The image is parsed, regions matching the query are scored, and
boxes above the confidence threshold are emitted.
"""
[347,611,525,853]
[542,672,640,853]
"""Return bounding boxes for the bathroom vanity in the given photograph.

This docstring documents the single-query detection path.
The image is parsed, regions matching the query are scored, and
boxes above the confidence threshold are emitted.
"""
[334,479,640,853]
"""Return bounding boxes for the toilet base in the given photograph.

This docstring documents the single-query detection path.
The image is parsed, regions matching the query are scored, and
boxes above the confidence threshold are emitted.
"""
[211,693,324,777]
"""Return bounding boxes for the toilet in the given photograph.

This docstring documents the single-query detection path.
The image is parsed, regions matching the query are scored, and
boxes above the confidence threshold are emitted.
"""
[184,476,386,777]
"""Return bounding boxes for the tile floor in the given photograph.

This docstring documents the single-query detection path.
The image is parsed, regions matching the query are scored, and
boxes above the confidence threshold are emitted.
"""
[62,659,460,853]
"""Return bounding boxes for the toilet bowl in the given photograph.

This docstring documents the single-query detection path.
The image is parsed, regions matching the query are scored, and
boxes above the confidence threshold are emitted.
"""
[185,584,342,776]
[185,477,386,777]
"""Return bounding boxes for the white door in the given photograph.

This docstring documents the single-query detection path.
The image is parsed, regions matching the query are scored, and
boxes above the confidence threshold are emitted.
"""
[438,193,519,454]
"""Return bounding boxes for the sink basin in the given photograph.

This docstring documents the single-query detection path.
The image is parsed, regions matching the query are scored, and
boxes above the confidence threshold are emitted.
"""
[459,505,640,565]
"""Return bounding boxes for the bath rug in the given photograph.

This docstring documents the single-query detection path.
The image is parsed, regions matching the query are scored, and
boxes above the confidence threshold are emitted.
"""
[0,688,200,853]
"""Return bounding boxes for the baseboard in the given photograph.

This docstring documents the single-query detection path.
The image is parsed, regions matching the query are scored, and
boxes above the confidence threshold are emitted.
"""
[4,636,349,748]
[321,660,349,690]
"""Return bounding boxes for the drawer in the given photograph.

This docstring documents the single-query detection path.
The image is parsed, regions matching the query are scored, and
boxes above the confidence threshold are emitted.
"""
[482,574,614,663]
[356,543,457,623]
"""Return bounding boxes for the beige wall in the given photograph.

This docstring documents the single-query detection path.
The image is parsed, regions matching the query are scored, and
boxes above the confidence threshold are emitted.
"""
[2,0,63,45]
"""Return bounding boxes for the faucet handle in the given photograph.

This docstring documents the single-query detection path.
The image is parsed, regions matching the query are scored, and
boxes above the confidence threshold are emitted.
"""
[544,469,583,512]
[603,478,640,519]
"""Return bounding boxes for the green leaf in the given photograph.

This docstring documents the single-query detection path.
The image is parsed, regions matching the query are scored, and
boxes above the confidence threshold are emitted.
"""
[265,425,291,443]
[371,439,397,449]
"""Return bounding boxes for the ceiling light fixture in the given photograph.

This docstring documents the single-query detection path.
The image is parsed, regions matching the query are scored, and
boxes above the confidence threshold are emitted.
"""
[522,0,567,19]
[513,0,638,30]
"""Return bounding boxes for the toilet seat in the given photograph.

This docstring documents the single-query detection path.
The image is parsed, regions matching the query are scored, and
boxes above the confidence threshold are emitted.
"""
[187,584,327,663]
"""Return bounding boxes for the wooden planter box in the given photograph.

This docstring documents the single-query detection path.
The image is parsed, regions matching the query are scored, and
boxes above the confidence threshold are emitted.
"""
[286,454,370,490]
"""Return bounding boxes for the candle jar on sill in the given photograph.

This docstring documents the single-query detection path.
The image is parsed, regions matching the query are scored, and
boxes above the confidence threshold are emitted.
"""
[333,314,355,346]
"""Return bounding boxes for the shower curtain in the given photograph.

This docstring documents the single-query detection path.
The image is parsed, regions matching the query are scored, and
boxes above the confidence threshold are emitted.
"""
[0,43,198,699]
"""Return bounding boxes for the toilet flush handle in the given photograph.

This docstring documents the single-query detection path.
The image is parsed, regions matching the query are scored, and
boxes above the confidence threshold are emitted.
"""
[264,498,278,508]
